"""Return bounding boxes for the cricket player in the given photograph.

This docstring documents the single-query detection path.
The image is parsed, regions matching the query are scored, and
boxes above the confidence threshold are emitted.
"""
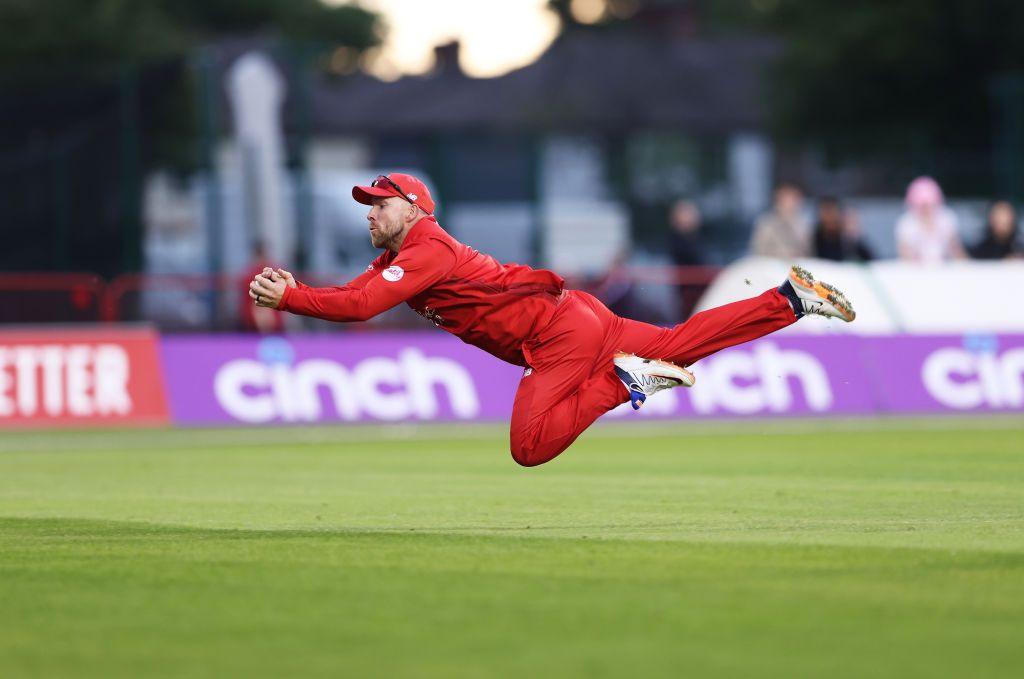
[249,173,855,467]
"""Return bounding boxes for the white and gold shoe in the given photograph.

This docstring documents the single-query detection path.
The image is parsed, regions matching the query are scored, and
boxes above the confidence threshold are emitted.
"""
[781,265,856,322]
[612,352,695,411]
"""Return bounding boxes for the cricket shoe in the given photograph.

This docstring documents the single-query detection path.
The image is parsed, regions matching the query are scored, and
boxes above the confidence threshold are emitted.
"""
[780,265,856,322]
[613,352,695,411]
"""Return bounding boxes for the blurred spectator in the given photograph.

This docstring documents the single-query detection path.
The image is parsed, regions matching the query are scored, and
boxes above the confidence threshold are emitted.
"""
[896,176,966,263]
[812,197,873,262]
[750,183,811,259]
[968,200,1023,260]
[667,199,706,319]
[238,242,285,333]
[668,199,706,266]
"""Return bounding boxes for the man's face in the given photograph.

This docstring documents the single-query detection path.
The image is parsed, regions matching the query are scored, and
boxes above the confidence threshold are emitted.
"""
[990,201,1015,239]
[818,202,842,231]
[366,196,410,249]
[670,201,700,234]
[776,187,803,217]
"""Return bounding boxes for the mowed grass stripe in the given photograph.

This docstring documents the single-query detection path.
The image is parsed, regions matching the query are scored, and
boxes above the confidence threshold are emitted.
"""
[1,426,1021,550]
[0,414,1021,453]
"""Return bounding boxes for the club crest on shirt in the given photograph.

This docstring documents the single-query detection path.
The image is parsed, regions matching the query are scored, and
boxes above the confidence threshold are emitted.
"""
[383,265,404,282]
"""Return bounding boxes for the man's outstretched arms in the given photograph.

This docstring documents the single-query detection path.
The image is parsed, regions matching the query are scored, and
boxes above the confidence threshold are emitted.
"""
[249,239,455,323]
[249,251,388,310]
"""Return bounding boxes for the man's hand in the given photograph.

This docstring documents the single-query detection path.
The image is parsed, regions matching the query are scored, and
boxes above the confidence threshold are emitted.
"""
[275,269,298,289]
[249,271,288,309]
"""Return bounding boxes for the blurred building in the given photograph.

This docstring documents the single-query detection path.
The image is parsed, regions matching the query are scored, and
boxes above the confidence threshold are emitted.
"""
[306,25,780,269]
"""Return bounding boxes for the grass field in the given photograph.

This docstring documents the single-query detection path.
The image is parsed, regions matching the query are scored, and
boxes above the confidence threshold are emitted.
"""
[1,418,1022,678]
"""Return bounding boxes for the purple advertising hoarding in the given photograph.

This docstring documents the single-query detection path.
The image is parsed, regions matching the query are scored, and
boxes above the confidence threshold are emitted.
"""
[159,333,1024,425]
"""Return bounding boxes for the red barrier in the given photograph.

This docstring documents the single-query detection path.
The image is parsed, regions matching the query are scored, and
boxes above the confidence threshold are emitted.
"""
[0,273,103,323]
[99,272,246,324]
[619,265,722,286]
[0,326,170,427]
[0,266,724,328]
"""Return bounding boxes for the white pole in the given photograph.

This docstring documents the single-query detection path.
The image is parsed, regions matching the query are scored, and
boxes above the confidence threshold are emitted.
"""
[227,52,293,263]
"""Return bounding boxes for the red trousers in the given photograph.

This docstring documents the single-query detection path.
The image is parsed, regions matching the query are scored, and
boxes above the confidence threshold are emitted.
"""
[509,287,796,466]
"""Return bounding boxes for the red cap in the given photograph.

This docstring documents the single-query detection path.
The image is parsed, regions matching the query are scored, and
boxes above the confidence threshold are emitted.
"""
[352,173,435,214]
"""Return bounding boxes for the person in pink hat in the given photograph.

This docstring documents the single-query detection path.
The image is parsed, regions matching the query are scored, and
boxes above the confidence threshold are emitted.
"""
[896,176,966,263]
[248,172,855,467]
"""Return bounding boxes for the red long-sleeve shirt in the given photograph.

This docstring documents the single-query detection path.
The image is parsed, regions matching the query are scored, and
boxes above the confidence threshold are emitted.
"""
[279,217,565,366]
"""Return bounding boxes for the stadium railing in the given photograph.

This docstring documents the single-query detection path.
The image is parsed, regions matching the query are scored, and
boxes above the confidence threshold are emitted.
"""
[0,266,723,330]
[0,272,105,324]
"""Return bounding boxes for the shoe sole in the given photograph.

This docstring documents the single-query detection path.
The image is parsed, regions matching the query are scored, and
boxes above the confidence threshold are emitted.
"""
[789,266,857,322]
[613,352,696,388]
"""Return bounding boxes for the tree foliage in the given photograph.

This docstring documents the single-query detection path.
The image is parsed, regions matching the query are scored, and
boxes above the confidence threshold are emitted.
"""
[0,0,379,75]
[745,0,1024,151]
[554,0,1024,158]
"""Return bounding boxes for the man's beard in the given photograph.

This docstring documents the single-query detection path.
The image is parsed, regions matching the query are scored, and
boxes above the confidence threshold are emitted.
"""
[370,220,398,249]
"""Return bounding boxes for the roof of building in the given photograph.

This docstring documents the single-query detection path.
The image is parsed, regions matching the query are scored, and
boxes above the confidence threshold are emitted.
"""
[310,29,781,135]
